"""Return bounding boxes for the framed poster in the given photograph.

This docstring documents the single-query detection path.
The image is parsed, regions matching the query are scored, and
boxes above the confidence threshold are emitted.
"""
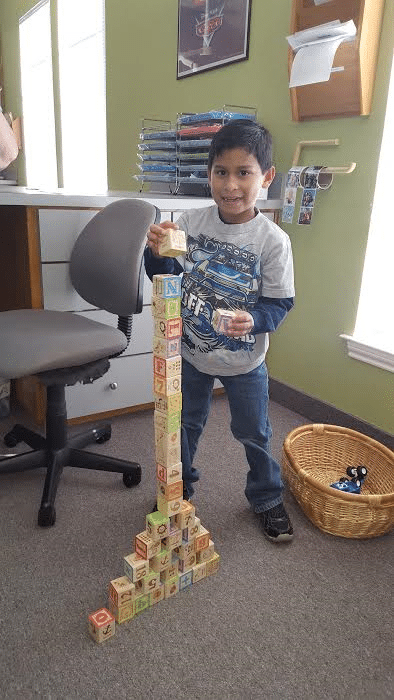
[177,0,252,79]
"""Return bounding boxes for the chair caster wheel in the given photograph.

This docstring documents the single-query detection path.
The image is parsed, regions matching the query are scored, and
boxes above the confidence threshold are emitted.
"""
[123,467,141,488]
[94,426,112,444]
[4,431,19,448]
[38,505,56,527]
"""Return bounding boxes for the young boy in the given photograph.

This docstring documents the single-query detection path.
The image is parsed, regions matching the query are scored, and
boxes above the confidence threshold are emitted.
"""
[144,119,295,542]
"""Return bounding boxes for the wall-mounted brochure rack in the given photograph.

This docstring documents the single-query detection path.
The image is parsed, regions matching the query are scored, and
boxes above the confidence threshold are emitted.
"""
[288,0,385,121]
[135,106,257,196]
[136,119,177,193]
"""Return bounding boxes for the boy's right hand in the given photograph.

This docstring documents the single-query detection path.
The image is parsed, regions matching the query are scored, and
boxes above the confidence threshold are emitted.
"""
[147,221,178,258]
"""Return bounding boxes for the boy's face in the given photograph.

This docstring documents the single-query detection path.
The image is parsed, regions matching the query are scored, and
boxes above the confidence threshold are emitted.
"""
[208,147,275,224]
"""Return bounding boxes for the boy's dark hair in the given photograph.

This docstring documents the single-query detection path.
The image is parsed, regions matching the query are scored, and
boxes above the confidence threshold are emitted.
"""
[207,119,273,173]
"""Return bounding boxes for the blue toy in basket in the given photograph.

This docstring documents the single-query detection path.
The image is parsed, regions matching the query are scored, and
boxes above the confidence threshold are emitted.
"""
[330,465,368,494]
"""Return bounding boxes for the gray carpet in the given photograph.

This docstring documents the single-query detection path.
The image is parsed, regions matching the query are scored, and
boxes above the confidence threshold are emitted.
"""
[0,395,392,700]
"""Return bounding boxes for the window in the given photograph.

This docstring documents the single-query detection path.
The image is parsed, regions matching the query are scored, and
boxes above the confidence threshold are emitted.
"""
[19,0,58,190]
[19,0,107,193]
[57,0,107,192]
[342,53,394,373]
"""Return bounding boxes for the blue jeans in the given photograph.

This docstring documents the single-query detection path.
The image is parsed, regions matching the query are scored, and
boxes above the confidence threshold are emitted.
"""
[181,359,284,513]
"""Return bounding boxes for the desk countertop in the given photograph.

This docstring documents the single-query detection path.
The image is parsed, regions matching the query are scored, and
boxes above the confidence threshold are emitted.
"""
[0,186,282,210]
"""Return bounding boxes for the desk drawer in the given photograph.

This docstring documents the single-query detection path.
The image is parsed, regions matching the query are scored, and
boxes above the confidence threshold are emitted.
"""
[65,353,154,419]
[39,209,99,262]
[41,263,95,311]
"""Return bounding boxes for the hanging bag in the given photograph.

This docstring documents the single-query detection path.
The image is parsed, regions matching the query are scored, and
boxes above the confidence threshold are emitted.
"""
[0,109,19,171]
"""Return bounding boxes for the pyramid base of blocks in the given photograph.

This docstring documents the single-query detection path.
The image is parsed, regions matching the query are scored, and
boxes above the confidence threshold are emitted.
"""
[88,273,219,643]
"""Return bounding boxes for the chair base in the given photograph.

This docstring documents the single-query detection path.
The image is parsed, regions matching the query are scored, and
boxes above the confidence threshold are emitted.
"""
[0,385,141,527]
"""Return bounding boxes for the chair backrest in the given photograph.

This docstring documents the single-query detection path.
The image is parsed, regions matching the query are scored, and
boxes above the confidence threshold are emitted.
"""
[70,199,160,316]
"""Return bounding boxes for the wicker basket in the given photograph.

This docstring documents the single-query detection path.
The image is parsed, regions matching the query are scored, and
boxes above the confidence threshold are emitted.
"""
[282,424,394,539]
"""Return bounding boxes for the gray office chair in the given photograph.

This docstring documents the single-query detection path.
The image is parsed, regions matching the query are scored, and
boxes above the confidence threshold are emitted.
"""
[0,198,159,527]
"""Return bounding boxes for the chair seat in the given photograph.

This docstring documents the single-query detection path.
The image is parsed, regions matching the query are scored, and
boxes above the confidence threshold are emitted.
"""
[0,309,127,379]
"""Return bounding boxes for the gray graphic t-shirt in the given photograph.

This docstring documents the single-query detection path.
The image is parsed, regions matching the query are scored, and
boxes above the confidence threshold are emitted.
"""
[175,206,295,376]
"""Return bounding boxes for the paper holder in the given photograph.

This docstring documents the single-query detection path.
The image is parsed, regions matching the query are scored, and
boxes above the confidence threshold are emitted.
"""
[291,139,356,175]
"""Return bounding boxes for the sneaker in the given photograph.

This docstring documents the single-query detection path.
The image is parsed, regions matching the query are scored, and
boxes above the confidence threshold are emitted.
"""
[258,503,294,542]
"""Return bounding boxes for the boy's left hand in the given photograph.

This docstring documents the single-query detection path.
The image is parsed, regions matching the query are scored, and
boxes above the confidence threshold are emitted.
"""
[224,311,254,337]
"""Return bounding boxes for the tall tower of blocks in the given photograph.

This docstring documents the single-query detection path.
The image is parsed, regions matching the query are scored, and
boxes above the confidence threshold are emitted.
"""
[88,269,220,643]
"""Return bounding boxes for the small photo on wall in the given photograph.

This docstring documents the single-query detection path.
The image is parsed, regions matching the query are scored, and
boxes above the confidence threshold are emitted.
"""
[282,205,295,223]
[301,167,319,189]
[286,170,300,188]
[301,188,316,207]
[298,207,313,225]
[284,187,297,206]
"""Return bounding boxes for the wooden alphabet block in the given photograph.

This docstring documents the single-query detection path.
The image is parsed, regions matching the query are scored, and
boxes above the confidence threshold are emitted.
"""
[153,274,182,298]
[154,426,180,450]
[158,228,187,257]
[154,317,182,340]
[192,562,207,583]
[134,578,144,595]
[88,608,115,643]
[108,576,135,608]
[150,583,165,606]
[156,492,183,517]
[164,575,180,599]
[146,511,170,540]
[152,296,181,320]
[169,514,179,530]
[153,355,182,379]
[156,442,182,469]
[108,599,135,624]
[150,547,171,573]
[175,501,195,530]
[156,462,182,485]
[153,374,182,397]
[160,562,179,581]
[157,479,183,502]
[134,593,150,615]
[153,336,181,359]
[162,526,183,551]
[196,539,215,564]
[123,553,149,583]
[178,552,196,573]
[174,539,195,560]
[182,516,200,542]
[154,410,181,434]
[140,570,161,594]
[212,308,236,334]
[135,530,162,560]
[206,552,220,576]
[179,570,193,592]
[154,392,182,416]
[195,526,210,552]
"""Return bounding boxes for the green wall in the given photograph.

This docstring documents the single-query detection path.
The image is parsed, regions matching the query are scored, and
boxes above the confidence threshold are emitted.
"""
[1,0,393,434]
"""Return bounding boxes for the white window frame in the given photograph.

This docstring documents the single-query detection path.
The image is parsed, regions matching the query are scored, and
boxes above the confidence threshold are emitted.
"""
[18,0,107,193]
[57,0,107,192]
[19,0,58,190]
[341,52,394,374]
